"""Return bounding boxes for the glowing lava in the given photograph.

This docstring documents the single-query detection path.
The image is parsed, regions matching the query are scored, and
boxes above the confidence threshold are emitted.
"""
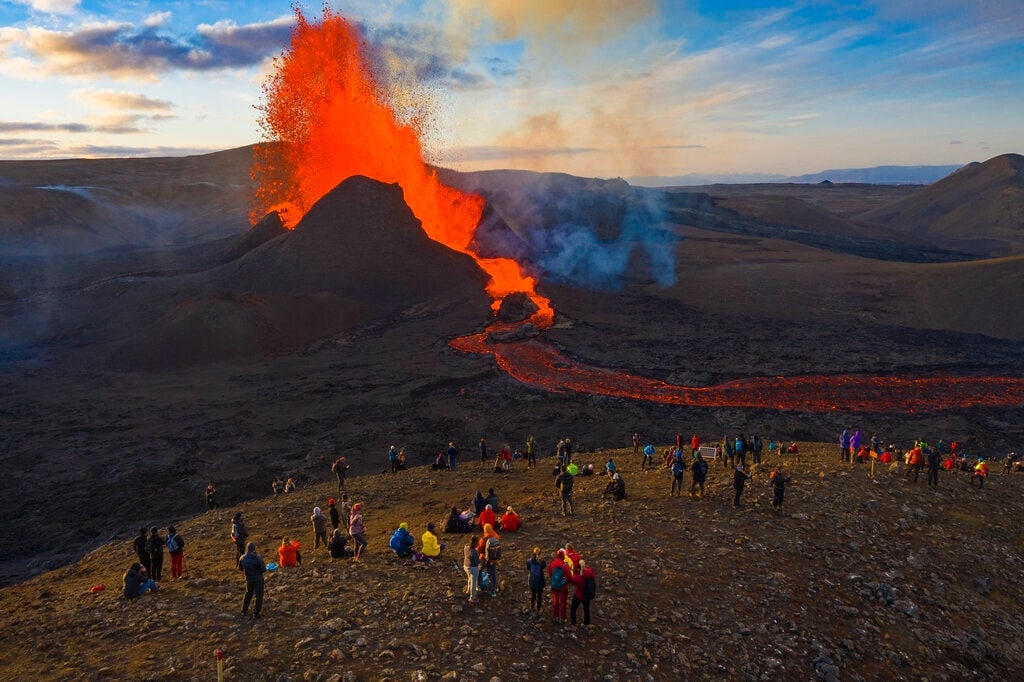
[251,6,552,320]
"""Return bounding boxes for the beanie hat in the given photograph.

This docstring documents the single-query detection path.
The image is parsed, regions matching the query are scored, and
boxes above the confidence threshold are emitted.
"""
[313,507,321,515]
[328,498,336,506]
[399,522,408,530]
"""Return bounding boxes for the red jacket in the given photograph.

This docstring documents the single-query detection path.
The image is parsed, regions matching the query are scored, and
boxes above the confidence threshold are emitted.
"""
[478,508,496,528]
[571,567,596,599]
[500,511,520,532]
[691,436,701,451]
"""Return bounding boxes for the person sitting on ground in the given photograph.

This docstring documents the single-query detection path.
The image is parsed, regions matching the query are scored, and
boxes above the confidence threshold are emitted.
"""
[389,522,415,557]
[485,488,500,511]
[123,562,157,599]
[472,490,487,515]
[580,463,595,476]
[328,529,348,559]
[500,506,521,532]
[278,536,302,567]
[445,506,473,533]
[420,523,444,560]
[786,442,799,455]
[603,472,626,500]
[478,504,496,530]
[432,451,446,471]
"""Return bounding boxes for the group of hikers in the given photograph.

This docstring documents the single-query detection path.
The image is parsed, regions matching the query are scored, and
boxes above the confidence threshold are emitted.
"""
[123,428,1012,622]
[836,429,1000,489]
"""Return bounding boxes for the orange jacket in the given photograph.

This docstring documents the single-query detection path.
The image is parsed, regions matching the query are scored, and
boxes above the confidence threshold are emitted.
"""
[278,541,301,567]
[908,448,922,466]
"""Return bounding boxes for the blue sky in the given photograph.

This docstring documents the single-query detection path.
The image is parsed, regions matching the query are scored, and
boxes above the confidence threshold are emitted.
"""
[0,0,1020,176]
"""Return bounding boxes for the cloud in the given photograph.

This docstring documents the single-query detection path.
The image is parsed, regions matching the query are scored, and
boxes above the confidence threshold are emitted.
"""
[71,89,174,112]
[0,121,90,133]
[8,0,79,15]
[0,15,293,81]
[449,0,657,49]
[0,112,172,135]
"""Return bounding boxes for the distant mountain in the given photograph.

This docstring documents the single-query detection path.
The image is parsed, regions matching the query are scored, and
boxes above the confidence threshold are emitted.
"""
[860,153,1024,257]
[626,165,965,188]
[626,172,787,187]
[785,165,964,185]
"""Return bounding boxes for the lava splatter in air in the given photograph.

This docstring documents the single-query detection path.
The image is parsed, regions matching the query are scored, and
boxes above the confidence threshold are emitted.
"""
[250,6,552,322]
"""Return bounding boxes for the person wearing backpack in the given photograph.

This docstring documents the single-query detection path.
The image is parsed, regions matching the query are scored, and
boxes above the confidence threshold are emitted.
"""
[231,512,248,564]
[549,549,569,622]
[690,452,709,498]
[483,532,502,596]
[166,525,185,579]
[670,451,686,496]
[145,527,164,581]
[570,559,596,626]
[526,547,547,613]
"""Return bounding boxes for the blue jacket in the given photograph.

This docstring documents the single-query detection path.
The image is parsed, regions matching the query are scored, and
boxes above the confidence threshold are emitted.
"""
[238,551,266,583]
[389,528,414,555]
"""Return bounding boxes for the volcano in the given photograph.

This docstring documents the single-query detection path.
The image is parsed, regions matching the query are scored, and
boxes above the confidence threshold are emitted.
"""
[108,175,490,369]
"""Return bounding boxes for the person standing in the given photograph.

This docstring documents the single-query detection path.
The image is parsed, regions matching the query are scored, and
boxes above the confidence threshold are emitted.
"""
[339,494,351,531]
[146,527,164,581]
[670,451,686,497]
[555,465,575,516]
[464,536,480,603]
[770,465,791,509]
[231,512,249,564]
[850,430,862,463]
[549,549,569,623]
[526,435,537,468]
[972,458,989,488]
[237,542,266,619]
[328,498,340,530]
[690,451,708,498]
[133,528,152,574]
[839,430,850,463]
[311,507,329,551]
[388,445,399,474]
[733,464,752,507]
[926,447,940,488]
[641,443,655,471]
[632,431,641,454]
[690,434,701,455]
[735,434,748,468]
[349,503,368,560]
[166,525,185,579]
[527,547,546,614]
[570,559,596,626]
[446,441,458,470]
[331,456,348,492]
[479,438,488,464]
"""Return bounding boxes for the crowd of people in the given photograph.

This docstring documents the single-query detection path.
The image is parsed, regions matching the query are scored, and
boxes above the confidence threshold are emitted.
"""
[121,429,1011,628]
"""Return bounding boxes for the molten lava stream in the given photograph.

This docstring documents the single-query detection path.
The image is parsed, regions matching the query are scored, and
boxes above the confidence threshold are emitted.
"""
[450,333,1024,412]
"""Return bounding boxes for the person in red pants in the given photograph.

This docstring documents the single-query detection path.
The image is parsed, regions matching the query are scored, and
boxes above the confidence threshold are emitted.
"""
[166,526,185,579]
[549,549,569,622]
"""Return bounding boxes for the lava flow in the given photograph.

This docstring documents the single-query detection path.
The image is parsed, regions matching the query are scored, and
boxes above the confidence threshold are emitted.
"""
[250,6,552,321]
[254,8,1022,414]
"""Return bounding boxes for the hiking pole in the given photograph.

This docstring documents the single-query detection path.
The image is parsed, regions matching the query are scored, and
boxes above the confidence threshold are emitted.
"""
[216,649,223,682]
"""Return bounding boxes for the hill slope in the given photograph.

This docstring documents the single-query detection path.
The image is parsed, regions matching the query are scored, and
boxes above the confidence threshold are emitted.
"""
[1,443,1022,680]
[861,154,1024,257]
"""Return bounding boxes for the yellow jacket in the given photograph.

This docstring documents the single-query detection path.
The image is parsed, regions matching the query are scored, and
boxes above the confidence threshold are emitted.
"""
[421,530,441,557]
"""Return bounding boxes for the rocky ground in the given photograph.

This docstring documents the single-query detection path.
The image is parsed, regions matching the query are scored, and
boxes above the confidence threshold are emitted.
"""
[1,442,1021,681]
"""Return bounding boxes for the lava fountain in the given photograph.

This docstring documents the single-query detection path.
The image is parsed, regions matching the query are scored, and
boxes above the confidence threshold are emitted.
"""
[253,8,1024,414]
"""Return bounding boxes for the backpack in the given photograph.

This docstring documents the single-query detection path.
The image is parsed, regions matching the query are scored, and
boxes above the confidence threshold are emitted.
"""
[550,564,566,590]
[485,538,502,563]
[584,575,597,600]
[528,559,544,583]
[693,459,708,477]
[166,534,182,553]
